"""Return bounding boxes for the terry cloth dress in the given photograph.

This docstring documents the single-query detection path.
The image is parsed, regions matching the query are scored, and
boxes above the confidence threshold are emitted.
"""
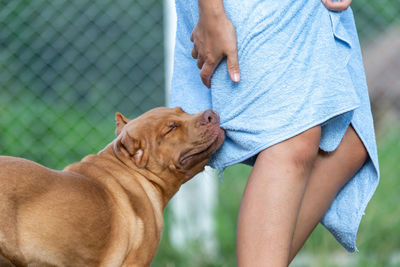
[169,0,380,252]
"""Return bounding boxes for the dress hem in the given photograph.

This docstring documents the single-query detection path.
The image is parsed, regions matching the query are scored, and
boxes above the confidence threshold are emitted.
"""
[213,103,361,171]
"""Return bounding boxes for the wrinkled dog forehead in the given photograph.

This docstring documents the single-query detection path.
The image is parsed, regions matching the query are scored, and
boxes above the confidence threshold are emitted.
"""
[152,107,186,119]
[139,108,183,121]
[123,108,188,136]
[148,109,192,126]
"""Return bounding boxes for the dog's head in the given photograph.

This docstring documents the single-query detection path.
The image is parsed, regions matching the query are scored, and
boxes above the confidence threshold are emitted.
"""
[113,107,225,182]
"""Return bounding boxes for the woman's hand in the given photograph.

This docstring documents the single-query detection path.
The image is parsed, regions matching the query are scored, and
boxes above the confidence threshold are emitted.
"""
[191,1,240,88]
[322,0,352,11]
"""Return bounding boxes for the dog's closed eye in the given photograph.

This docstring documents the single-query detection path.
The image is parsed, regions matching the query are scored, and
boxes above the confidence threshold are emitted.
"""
[164,122,178,136]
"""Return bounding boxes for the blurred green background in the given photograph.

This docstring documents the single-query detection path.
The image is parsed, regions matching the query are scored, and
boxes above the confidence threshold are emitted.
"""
[1,0,399,266]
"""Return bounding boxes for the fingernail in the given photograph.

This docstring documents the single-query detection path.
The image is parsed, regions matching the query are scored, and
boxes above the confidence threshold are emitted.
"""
[233,72,240,83]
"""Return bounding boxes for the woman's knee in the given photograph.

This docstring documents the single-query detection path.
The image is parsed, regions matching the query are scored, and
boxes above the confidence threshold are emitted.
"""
[288,128,321,170]
[259,126,321,172]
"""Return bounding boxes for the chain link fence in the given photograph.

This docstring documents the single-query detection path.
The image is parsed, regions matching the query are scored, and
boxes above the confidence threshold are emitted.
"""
[0,0,164,168]
[0,0,399,266]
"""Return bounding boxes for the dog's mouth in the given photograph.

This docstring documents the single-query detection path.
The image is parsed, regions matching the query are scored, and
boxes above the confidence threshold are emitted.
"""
[179,142,214,166]
[179,128,225,167]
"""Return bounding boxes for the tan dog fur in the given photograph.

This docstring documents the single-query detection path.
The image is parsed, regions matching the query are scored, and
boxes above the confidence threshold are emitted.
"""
[0,107,224,267]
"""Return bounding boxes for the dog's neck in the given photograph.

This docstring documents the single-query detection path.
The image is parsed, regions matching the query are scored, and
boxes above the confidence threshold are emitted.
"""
[98,143,183,209]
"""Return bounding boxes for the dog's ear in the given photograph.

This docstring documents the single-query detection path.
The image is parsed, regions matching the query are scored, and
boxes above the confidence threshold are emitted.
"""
[120,132,149,168]
[115,112,130,136]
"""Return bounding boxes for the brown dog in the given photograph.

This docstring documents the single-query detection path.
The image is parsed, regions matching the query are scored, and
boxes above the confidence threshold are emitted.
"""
[0,107,224,267]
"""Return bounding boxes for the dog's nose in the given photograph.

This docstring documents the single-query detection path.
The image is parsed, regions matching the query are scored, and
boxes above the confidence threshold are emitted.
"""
[201,109,220,125]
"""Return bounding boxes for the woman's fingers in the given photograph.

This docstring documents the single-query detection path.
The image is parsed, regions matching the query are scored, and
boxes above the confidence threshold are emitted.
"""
[322,0,352,11]
[195,51,240,86]
[196,56,204,69]
[191,46,198,59]
[226,48,240,83]
[200,62,218,88]
[193,45,240,86]
[190,31,194,43]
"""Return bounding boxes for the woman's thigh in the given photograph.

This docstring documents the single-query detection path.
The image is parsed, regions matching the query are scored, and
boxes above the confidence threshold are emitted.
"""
[237,126,321,266]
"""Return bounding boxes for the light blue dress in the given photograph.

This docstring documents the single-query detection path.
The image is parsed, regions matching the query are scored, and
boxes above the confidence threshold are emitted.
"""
[169,0,379,252]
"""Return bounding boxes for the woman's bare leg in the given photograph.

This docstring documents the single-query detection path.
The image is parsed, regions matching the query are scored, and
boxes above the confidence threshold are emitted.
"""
[236,126,321,267]
[288,125,368,263]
